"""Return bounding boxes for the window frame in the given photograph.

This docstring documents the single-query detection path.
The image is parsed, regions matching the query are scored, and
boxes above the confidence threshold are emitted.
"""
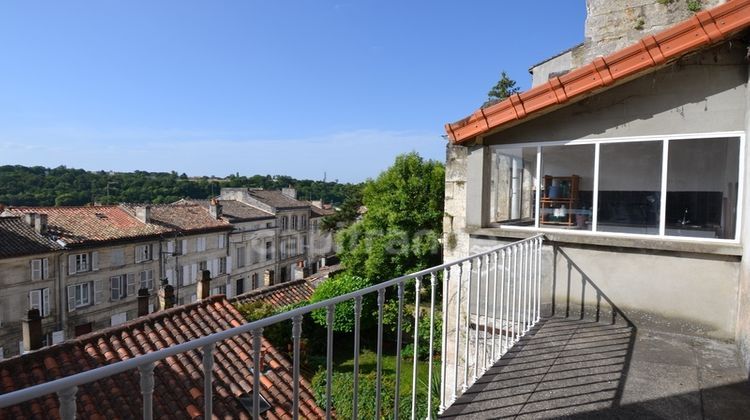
[488,131,745,244]
[135,244,152,263]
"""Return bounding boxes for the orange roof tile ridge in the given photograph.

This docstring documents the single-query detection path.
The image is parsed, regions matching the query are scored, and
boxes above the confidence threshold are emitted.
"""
[446,0,750,143]
[230,279,313,303]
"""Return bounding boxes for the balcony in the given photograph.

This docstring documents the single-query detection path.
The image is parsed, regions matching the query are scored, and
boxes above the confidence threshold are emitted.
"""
[1,236,748,419]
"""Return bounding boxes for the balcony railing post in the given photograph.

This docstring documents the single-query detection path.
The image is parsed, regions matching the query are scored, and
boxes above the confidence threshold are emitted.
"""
[473,256,481,382]
[376,288,385,419]
[352,296,362,419]
[57,386,78,420]
[202,343,215,418]
[463,259,472,392]
[537,237,542,322]
[439,267,449,414]
[491,251,499,363]
[325,305,335,420]
[453,263,463,401]
[138,362,155,420]
[482,254,490,372]
[426,272,437,419]
[411,276,421,420]
[394,281,405,420]
[251,328,264,420]
[292,315,303,420]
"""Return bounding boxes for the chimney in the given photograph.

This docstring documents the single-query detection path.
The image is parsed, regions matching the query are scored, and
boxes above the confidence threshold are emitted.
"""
[34,213,48,235]
[281,187,297,200]
[24,212,37,227]
[158,283,175,310]
[137,288,150,317]
[209,198,222,219]
[22,309,43,352]
[197,270,211,300]
[311,200,323,209]
[135,205,151,223]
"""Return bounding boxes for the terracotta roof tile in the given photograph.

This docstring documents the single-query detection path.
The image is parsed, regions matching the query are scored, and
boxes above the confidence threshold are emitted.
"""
[231,280,315,308]
[446,0,750,143]
[0,296,324,419]
[184,199,275,222]
[0,216,61,257]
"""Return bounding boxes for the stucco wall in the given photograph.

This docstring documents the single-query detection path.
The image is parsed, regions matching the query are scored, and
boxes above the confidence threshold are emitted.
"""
[737,64,750,376]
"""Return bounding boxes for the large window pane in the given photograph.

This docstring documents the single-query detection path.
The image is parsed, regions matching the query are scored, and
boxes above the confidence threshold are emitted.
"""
[597,141,662,235]
[540,144,595,230]
[490,147,537,226]
[666,138,740,239]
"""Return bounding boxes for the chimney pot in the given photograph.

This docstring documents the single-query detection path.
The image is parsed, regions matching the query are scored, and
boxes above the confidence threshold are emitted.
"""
[209,199,222,219]
[24,213,37,227]
[22,309,43,351]
[281,187,297,200]
[159,284,175,310]
[135,206,151,223]
[197,270,211,300]
[137,288,150,317]
[35,213,48,234]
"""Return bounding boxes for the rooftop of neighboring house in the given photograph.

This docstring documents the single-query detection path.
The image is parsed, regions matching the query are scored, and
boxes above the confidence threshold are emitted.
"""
[231,279,315,308]
[445,0,750,143]
[120,203,232,234]
[307,201,335,219]
[184,199,276,223]
[0,216,62,258]
[0,295,325,419]
[2,205,168,247]
[245,189,310,210]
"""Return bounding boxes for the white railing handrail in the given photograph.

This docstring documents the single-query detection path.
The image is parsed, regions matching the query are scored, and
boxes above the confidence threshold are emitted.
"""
[0,234,543,411]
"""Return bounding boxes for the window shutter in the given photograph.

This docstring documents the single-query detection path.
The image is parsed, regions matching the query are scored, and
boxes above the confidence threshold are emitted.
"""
[42,258,49,279]
[219,235,225,249]
[110,276,120,301]
[91,252,99,271]
[67,286,76,312]
[153,244,159,261]
[29,290,41,311]
[31,259,42,281]
[166,268,174,286]
[225,283,233,298]
[167,241,174,254]
[226,256,233,274]
[182,265,190,287]
[212,259,219,276]
[68,255,77,275]
[147,270,154,289]
[42,288,50,317]
[191,263,198,284]
[126,273,136,296]
[94,280,104,305]
[182,239,188,255]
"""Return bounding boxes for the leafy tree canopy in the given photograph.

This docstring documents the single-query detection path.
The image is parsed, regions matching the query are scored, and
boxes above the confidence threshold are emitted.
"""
[483,70,520,108]
[309,273,375,333]
[336,152,444,282]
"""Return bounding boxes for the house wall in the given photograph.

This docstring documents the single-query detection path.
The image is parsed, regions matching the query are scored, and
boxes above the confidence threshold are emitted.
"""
[161,232,230,305]
[443,42,749,352]
[737,64,750,376]
[0,252,59,358]
[228,220,276,294]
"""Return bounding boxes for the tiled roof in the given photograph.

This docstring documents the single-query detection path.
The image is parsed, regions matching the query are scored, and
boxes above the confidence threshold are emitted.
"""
[231,280,315,308]
[0,217,61,258]
[445,0,750,143]
[4,206,167,246]
[308,204,335,219]
[0,296,325,420]
[121,203,233,234]
[187,199,275,222]
[247,190,309,210]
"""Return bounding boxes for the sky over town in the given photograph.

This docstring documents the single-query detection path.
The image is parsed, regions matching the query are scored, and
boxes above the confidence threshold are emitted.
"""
[0,1,585,182]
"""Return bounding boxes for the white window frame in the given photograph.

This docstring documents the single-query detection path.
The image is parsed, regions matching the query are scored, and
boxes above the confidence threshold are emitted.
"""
[490,131,745,244]
[31,258,49,281]
[29,288,51,317]
[196,237,207,252]
[68,282,92,310]
[139,269,154,291]
[135,244,152,263]
[219,257,227,275]
[236,246,246,268]
[218,235,226,249]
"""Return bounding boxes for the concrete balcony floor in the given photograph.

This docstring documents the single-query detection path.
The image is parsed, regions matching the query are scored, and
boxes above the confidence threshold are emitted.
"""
[441,317,750,419]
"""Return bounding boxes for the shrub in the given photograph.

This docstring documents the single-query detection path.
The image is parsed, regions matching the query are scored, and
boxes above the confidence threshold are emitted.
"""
[310,273,375,333]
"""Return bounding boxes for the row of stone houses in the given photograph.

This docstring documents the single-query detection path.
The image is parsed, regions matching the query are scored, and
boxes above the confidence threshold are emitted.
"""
[0,187,335,359]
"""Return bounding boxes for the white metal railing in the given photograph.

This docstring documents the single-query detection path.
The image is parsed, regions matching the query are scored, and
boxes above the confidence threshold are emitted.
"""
[0,235,543,419]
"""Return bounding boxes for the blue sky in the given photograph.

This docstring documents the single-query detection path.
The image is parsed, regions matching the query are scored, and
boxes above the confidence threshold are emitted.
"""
[0,1,585,183]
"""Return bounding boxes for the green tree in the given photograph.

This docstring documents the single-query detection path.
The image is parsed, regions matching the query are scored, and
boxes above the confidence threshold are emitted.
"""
[483,70,520,108]
[336,153,444,283]
[310,273,374,333]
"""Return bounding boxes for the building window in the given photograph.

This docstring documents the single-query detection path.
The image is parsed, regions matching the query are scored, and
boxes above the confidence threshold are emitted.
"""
[68,252,97,274]
[280,216,288,231]
[31,258,49,281]
[236,246,246,268]
[196,237,207,252]
[280,240,287,259]
[301,215,307,229]
[291,215,298,230]
[219,257,227,274]
[290,238,298,256]
[139,269,154,290]
[110,274,135,301]
[68,282,92,310]
[266,241,273,260]
[302,235,308,250]
[251,273,260,289]
[236,278,245,295]
[135,244,153,263]
[181,239,188,255]
[489,134,742,240]
[199,260,208,272]
[218,235,226,249]
[29,288,50,317]
[110,248,125,267]
[266,222,273,228]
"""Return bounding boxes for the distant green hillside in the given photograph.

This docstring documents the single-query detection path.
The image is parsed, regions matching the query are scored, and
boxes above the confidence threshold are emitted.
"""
[0,165,361,207]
